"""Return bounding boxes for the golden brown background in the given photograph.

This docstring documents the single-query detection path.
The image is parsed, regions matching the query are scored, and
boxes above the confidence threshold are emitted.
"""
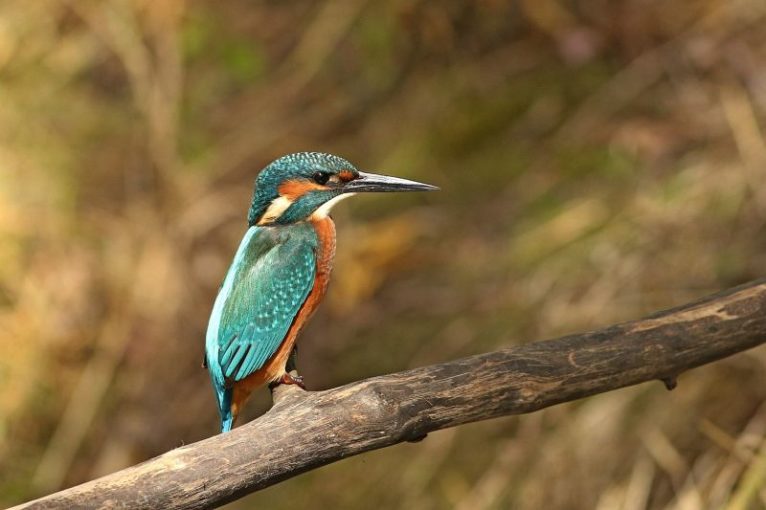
[2,1,766,508]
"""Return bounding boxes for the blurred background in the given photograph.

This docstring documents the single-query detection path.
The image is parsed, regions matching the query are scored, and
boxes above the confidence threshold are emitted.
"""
[2,0,766,508]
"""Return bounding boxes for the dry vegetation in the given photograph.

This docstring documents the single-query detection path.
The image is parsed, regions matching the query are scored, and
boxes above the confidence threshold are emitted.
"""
[1,0,766,508]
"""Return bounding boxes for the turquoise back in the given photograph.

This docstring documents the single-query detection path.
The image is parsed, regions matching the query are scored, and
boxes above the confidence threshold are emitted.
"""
[205,223,318,430]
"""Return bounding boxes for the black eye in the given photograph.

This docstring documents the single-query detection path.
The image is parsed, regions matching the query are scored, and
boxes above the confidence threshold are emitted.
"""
[312,171,330,185]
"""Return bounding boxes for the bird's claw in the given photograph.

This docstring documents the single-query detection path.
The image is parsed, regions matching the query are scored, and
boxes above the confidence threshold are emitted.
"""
[269,373,306,391]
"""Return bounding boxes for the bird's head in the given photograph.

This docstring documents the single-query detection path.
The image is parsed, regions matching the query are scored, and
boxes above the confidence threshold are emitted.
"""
[248,152,438,226]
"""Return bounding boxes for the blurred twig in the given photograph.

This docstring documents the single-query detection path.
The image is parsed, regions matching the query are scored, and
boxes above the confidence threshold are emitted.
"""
[724,436,766,510]
[554,0,765,144]
[12,278,766,510]
[31,319,131,492]
[63,0,184,202]
[707,402,766,506]
[277,0,370,91]
[719,78,766,216]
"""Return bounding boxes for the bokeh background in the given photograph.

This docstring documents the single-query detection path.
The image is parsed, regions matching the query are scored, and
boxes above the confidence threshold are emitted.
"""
[2,0,766,508]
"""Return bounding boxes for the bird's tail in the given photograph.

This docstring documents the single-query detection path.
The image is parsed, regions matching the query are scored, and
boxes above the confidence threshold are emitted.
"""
[219,387,234,432]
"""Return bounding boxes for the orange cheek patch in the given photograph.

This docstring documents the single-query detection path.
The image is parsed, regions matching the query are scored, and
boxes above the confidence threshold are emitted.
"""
[278,180,327,200]
[338,170,356,182]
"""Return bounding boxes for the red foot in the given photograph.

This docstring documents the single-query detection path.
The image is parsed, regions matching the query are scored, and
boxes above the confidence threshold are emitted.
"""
[269,373,306,391]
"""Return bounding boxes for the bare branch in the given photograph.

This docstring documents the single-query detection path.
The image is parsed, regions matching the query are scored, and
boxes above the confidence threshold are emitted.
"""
[13,279,766,510]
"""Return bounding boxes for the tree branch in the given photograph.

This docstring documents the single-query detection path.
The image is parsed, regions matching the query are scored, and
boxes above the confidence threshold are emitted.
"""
[14,279,766,510]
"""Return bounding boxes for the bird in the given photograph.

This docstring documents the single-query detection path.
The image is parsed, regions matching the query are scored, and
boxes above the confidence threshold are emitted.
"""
[204,152,438,432]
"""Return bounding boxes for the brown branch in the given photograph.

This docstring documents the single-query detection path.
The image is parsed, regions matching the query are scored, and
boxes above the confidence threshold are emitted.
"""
[13,279,766,510]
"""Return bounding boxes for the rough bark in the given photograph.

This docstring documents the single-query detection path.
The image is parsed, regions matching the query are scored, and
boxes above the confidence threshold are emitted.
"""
[13,279,766,510]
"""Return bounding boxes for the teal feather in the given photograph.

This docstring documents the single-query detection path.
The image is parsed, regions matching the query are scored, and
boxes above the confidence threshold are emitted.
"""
[206,151,437,433]
[205,223,318,431]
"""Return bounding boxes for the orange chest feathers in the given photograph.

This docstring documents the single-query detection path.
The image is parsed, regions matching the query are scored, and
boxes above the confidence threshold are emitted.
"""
[310,216,337,296]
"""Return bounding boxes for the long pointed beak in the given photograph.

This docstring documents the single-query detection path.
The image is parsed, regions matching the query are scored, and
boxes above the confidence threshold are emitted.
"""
[343,171,439,193]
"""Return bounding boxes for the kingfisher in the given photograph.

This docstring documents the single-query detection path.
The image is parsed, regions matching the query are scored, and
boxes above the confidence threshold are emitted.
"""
[204,152,438,432]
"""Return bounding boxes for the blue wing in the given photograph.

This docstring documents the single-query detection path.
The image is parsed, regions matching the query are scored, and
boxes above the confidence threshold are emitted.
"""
[205,224,317,428]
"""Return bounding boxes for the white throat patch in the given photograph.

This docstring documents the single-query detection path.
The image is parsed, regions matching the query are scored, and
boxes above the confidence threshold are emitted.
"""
[312,193,355,219]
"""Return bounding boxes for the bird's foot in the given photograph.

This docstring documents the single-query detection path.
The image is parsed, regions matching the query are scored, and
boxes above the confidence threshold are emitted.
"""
[269,372,306,391]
